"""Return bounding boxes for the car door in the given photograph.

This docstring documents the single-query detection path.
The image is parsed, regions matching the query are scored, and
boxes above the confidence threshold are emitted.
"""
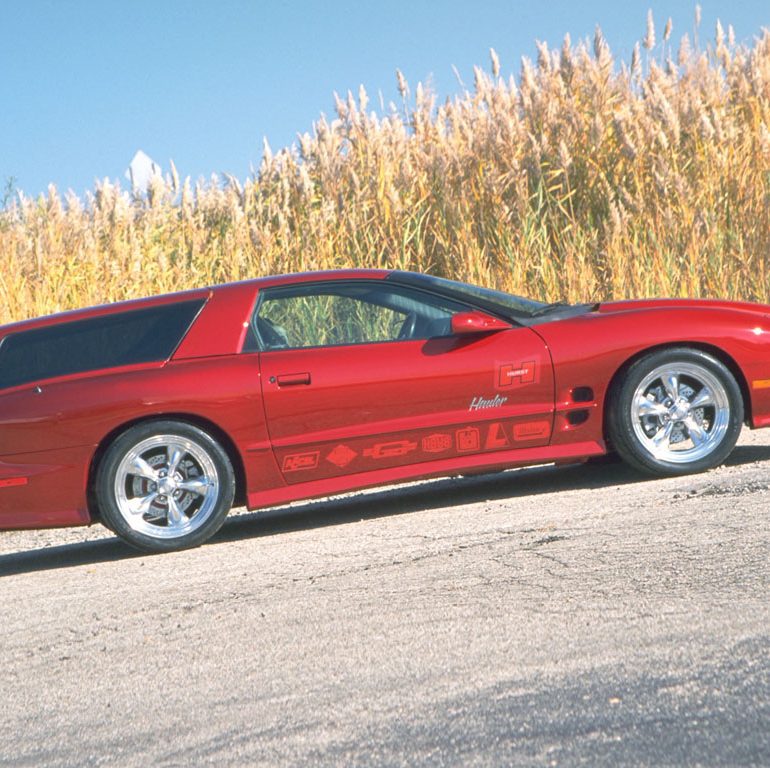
[255,280,554,483]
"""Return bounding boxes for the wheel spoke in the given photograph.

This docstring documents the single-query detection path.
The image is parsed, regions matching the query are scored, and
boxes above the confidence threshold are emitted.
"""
[684,415,707,447]
[167,444,186,477]
[661,372,680,402]
[126,492,159,516]
[652,420,675,449]
[636,395,669,419]
[176,477,212,496]
[129,456,159,482]
[689,386,714,410]
[166,496,186,527]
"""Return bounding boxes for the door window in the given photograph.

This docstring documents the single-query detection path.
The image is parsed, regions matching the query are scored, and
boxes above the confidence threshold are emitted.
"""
[252,281,467,350]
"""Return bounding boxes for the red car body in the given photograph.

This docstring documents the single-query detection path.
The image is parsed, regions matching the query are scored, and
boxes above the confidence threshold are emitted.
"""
[2,269,770,535]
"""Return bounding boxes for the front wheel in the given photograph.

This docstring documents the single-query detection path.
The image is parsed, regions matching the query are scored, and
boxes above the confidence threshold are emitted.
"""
[96,420,235,552]
[607,348,743,476]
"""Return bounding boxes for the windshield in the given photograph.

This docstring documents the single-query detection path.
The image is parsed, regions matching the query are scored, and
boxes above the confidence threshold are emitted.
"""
[387,271,549,318]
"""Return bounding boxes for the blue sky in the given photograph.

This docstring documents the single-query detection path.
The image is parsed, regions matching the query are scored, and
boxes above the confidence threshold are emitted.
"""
[2,1,769,199]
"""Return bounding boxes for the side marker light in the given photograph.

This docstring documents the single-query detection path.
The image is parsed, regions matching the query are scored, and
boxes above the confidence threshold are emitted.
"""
[0,477,28,488]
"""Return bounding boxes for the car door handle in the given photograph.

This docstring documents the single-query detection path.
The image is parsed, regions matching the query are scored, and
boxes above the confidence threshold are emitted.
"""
[275,372,311,387]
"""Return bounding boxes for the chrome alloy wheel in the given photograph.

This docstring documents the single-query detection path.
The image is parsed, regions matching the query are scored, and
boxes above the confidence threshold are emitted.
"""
[630,362,731,464]
[113,434,219,539]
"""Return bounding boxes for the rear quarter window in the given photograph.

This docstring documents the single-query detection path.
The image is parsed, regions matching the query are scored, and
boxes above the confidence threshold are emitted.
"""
[0,299,204,390]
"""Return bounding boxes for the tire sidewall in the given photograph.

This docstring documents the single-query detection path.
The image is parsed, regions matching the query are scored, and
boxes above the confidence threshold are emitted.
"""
[96,420,235,552]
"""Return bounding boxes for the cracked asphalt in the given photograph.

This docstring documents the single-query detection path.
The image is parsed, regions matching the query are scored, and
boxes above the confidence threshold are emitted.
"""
[1,430,769,767]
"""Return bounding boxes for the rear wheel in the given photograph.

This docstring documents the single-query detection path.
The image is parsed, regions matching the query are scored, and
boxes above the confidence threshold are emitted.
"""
[608,348,743,476]
[96,420,235,552]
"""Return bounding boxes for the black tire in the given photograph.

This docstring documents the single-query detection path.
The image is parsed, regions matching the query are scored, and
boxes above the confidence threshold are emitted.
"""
[96,420,235,553]
[607,348,743,477]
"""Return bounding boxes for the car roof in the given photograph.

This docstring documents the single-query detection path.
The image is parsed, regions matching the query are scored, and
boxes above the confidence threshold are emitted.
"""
[0,270,393,337]
[216,268,391,291]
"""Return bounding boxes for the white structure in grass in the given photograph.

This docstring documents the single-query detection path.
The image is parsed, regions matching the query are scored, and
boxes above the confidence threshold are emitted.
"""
[125,150,161,193]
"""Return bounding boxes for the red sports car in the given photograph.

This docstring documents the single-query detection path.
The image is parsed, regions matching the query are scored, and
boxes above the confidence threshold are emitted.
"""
[1,269,768,552]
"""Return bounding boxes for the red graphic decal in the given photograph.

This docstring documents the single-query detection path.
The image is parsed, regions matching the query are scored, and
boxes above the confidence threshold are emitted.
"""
[282,451,320,472]
[363,440,418,460]
[0,477,27,489]
[513,421,551,441]
[325,444,357,468]
[422,433,452,453]
[456,426,481,453]
[484,422,510,449]
[499,360,537,388]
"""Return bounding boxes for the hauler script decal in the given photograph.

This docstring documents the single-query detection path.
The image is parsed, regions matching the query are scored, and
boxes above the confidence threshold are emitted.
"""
[468,394,508,411]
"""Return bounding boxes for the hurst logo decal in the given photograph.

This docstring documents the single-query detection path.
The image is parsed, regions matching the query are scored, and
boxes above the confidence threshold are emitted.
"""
[498,360,537,388]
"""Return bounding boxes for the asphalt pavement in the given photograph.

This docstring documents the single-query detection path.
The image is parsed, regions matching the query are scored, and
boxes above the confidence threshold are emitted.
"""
[1,431,768,766]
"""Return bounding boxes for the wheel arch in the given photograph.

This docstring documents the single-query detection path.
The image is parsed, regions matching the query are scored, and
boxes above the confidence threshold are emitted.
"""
[602,341,752,446]
[87,413,247,520]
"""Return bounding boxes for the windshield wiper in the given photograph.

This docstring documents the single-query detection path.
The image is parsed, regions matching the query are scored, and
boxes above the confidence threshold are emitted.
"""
[531,301,570,316]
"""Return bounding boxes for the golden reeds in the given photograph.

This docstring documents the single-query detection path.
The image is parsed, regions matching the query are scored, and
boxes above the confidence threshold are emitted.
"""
[2,14,770,324]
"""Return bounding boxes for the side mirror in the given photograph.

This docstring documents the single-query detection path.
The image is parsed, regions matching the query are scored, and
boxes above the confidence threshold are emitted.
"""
[450,311,512,335]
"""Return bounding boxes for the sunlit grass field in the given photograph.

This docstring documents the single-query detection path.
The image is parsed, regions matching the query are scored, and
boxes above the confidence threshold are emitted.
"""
[2,12,770,324]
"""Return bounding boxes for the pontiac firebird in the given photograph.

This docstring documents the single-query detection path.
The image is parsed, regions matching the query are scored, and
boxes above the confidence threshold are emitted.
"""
[2,269,769,552]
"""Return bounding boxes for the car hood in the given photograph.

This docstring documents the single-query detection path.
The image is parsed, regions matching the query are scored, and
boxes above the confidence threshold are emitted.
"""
[596,297,770,317]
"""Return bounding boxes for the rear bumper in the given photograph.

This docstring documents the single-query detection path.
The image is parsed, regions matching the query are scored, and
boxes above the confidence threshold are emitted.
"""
[0,446,94,529]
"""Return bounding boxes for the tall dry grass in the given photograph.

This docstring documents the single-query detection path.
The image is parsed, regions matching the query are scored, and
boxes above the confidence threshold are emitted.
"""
[2,12,770,324]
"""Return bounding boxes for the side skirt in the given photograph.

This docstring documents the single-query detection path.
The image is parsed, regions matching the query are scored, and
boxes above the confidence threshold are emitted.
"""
[247,440,605,510]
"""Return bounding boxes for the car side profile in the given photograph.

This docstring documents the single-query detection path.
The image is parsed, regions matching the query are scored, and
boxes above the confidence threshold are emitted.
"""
[1,269,769,552]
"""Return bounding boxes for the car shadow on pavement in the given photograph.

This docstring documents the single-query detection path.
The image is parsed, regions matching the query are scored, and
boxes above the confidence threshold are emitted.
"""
[724,441,770,466]
[2,441,768,576]
[0,537,142,577]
